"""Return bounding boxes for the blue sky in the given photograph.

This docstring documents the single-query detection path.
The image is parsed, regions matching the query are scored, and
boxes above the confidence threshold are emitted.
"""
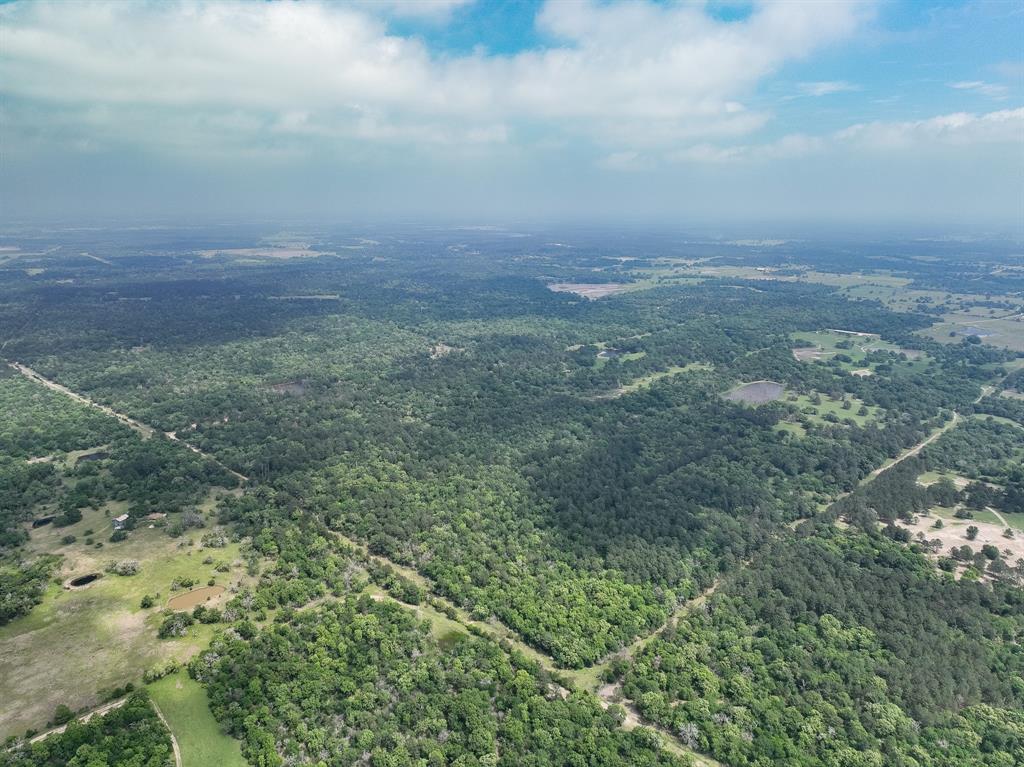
[1,0,1021,230]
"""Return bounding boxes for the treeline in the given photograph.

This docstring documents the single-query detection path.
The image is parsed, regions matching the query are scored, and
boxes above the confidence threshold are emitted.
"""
[0,691,172,767]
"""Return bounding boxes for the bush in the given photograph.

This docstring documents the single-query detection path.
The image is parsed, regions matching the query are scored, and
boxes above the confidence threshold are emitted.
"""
[201,531,228,548]
[60,535,76,545]
[140,594,155,609]
[54,509,82,528]
[170,575,196,591]
[105,559,140,576]
[143,660,179,683]
[51,704,74,726]
[109,530,128,543]
[157,611,194,639]
[192,605,222,624]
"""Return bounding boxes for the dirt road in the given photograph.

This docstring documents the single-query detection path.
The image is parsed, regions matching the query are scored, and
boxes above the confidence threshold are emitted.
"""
[8,362,248,483]
[28,697,128,744]
[150,700,183,767]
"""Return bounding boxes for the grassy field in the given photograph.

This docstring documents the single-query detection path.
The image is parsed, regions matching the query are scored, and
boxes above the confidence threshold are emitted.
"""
[615,363,714,395]
[148,670,247,767]
[919,312,1024,352]
[0,503,254,739]
[782,391,881,427]
[923,504,1024,533]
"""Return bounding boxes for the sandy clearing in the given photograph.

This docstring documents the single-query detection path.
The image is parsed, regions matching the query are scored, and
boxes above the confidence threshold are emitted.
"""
[548,282,630,299]
[898,513,1024,565]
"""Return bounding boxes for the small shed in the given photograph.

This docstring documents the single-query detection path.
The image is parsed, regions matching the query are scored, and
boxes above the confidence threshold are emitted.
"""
[113,513,130,530]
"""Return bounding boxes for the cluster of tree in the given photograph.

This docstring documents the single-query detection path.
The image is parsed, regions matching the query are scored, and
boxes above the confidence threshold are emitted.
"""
[193,596,684,767]
[615,527,1024,767]
[0,691,172,767]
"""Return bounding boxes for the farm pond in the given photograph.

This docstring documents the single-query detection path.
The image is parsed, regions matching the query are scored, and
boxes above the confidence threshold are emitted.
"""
[166,585,226,611]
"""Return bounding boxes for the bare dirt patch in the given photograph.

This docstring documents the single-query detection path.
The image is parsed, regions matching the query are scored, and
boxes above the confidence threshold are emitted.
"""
[793,347,830,361]
[430,343,462,359]
[897,513,1024,572]
[267,380,307,396]
[197,247,332,259]
[548,282,630,299]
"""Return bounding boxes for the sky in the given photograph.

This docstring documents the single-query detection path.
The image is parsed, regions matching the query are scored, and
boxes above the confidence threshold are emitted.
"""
[1,0,1022,231]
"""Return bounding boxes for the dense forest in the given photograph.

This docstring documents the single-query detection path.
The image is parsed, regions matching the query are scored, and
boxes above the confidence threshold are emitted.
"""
[616,526,1024,767]
[1,227,1021,765]
[196,597,683,767]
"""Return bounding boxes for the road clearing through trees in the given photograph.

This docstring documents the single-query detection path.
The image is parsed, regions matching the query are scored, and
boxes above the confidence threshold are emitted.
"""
[8,361,249,483]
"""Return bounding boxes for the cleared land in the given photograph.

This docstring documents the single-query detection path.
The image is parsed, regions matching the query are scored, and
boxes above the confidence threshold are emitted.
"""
[897,510,1024,576]
[783,391,882,427]
[548,282,631,299]
[0,503,252,739]
[724,380,785,403]
[196,247,332,260]
[148,671,245,767]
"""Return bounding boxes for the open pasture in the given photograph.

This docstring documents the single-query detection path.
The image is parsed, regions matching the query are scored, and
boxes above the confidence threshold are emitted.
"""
[0,504,251,739]
[148,671,247,767]
[784,391,881,427]
[791,330,926,372]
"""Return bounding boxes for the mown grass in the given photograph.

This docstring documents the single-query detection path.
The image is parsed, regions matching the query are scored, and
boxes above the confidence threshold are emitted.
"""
[148,670,246,767]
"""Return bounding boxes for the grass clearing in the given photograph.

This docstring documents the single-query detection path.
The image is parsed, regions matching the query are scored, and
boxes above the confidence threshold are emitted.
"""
[0,503,254,739]
[789,330,927,375]
[784,391,881,427]
[148,670,247,767]
[616,362,713,394]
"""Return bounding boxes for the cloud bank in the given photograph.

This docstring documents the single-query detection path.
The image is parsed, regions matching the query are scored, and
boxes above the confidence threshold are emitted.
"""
[0,0,1020,228]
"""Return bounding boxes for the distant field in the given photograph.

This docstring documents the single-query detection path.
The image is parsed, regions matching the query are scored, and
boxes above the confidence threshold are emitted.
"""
[548,282,631,299]
[614,362,713,395]
[791,329,929,373]
[922,313,1024,352]
[785,391,881,427]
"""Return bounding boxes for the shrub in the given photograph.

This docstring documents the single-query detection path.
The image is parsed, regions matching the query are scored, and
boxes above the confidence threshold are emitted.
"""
[143,660,179,683]
[106,559,140,576]
[54,509,82,528]
[51,704,74,726]
[157,611,194,639]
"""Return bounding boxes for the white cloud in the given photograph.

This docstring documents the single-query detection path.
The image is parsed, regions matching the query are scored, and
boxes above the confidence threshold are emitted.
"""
[798,80,858,97]
[949,80,1009,99]
[669,108,1023,163]
[0,0,874,156]
[836,108,1024,149]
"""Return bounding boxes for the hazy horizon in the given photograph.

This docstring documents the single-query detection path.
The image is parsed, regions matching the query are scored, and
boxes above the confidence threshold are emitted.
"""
[2,0,1022,231]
